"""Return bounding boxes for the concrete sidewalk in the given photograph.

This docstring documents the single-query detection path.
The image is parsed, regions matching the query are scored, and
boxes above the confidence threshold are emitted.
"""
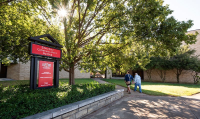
[0,78,14,81]
[82,78,200,119]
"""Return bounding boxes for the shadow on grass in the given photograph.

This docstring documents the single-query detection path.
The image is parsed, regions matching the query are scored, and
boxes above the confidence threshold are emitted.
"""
[141,81,200,89]
[135,88,171,96]
[102,79,200,96]
[103,79,200,89]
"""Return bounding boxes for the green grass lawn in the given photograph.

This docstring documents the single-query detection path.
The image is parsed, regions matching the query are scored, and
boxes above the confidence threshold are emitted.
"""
[102,79,200,96]
[60,78,98,84]
[0,78,97,87]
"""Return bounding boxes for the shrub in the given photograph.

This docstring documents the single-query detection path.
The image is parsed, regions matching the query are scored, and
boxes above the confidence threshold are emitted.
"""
[0,83,115,119]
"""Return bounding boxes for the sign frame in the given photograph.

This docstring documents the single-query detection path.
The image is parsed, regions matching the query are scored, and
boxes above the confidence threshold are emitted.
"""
[29,34,62,90]
[29,42,62,59]
[38,60,54,88]
[31,58,59,89]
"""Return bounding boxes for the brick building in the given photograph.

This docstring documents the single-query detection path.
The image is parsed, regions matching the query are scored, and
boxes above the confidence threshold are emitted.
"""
[107,29,200,83]
[0,61,90,80]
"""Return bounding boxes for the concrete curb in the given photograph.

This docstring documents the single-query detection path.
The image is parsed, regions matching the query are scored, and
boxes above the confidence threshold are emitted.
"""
[23,89,124,119]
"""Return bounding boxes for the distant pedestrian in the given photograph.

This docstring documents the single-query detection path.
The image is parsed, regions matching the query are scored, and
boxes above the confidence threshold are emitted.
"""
[133,73,142,93]
[124,71,134,94]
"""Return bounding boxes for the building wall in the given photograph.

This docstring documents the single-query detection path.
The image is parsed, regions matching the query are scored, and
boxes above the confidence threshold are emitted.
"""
[143,29,200,83]
[7,63,20,80]
[59,68,90,79]
[144,69,194,83]
[106,69,112,79]
[7,61,90,80]
[19,62,30,80]
[187,29,200,56]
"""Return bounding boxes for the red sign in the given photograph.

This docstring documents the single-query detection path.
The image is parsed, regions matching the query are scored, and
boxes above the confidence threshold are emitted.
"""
[38,61,54,87]
[31,43,61,58]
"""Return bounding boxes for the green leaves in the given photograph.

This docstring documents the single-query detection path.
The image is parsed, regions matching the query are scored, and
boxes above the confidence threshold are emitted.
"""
[1,0,197,85]
[0,0,63,65]
[145,46,199,83]
[0,83,115,119]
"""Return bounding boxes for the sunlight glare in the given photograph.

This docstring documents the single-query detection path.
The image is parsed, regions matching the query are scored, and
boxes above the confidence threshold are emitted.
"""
[58,8,67,17]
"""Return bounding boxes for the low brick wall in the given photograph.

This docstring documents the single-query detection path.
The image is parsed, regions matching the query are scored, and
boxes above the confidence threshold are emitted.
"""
[23,89,124,119]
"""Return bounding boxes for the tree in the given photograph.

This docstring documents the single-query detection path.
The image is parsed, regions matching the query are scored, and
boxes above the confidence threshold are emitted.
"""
[48,0,177,85]
[1,0,197,86]
[170,49,196,83]
[102,41,153,74]
[144,46,199,83]
[0,0,15,6]
[154,57,172,82]
[0,0,63,65]
[145,57,157,81]
[189,55,200,84]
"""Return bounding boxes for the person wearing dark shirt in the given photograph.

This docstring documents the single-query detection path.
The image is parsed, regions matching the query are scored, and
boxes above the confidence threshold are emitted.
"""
[124,71,134,94]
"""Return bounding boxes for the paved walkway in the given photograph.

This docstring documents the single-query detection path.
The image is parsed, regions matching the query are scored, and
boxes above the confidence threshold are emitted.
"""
[0,78,14,81]
[82,78,200,119]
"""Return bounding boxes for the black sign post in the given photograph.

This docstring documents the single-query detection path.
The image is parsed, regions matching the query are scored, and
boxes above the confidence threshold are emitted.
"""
[28,34,62,90]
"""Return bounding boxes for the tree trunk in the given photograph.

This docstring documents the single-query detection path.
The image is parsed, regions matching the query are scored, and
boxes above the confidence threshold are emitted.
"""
[194,72,199,84]
[192,72,199,84]
[176,69,183,83]
[163,70,166,83]
[177,74,180,83]
[146,69,152,81]
[156,70,166,82]
[177,69,180,83]
[69,64,75,85]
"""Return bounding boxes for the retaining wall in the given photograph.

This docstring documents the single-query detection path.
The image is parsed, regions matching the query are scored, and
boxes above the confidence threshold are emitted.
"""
[24,89,124,119]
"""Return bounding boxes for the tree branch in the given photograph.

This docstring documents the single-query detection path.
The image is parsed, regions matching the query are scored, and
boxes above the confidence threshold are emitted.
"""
[34,0,52,26]
[74,51,91,64]
[79,29,104,47]
[100,43,129,57]
[78,0,81,42]
[79,0,108,43]
[80,1,89,29]
[64,67,70,72]
[0,0,15,6]
[79,13,119,47]
[69,0,77,27]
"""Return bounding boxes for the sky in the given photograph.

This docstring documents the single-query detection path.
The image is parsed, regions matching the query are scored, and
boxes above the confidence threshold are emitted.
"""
[163,0,200,31]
